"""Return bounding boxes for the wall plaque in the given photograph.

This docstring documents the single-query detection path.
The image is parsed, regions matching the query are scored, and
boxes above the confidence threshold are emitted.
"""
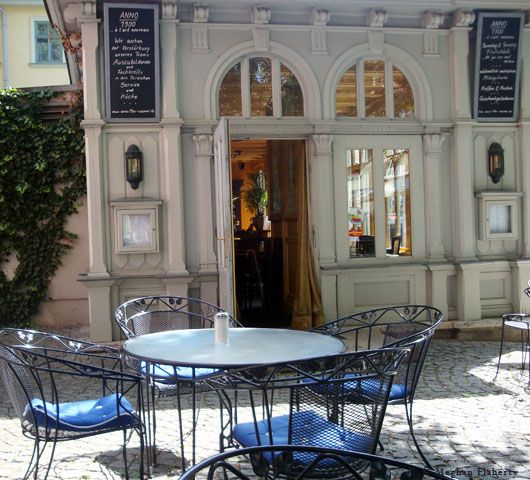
[104,3,160,122]
[473,12,524,122]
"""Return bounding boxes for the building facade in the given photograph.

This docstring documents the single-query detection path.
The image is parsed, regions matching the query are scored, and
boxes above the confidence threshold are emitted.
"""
[0,0,69,87]
[45,0,530,342]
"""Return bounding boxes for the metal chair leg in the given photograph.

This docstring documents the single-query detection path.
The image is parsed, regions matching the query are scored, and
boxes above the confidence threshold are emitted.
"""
[405,400,433,470]
[495,317,507,380]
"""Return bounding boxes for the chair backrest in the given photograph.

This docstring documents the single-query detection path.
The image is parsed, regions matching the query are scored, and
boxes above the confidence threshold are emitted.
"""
[390,234,401,255]
[312,305,443,404]
[179,445,456,480]
[206,347,408,476]
[114,296,242,338]
[0,328,139,439]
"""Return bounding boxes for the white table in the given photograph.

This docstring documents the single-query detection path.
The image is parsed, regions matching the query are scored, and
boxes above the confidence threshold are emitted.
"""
[123,327,345,368]
[122,328,344,470]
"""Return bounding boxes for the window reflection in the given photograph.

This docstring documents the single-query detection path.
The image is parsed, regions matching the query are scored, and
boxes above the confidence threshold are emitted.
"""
[219,63,242,116]
[393,67,414,118]
[336,65,357,117]
[364,60,386,117]
[347,149,375,257]
[384,149,411,256]
[250,57,273,116]
[280,64,304,116]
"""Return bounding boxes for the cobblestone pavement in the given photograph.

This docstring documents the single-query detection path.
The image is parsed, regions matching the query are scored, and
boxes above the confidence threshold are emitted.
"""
[0,339,529,479]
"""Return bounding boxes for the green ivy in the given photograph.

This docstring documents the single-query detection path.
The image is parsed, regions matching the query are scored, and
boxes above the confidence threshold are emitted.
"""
[0,89,85,327]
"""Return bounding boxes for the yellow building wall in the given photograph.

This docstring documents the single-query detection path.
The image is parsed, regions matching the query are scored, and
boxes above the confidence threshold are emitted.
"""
[0,3,69,88]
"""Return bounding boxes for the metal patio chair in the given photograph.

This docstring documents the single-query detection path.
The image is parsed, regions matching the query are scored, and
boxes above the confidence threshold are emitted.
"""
[115,295,242,469]
[311,305,443,468]
[0,328,147,480]
[179,445,456,480]
[204,347,408,478]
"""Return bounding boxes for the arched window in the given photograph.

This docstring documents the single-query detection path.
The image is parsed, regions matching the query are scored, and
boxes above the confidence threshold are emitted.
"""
[218,56,304,117]
[335,59,414,119]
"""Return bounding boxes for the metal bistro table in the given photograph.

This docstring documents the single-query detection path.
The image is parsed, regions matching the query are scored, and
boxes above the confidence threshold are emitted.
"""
[122,328,345,469]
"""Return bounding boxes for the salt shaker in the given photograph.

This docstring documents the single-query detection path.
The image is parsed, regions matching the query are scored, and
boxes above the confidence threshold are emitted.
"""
[214,311,230,344]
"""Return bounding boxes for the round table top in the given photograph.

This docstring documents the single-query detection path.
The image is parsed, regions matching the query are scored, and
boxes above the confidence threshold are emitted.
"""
[122,328,345,368]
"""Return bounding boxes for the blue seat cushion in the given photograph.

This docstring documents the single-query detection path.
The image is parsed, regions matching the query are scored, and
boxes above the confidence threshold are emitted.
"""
[302,375,407,401]
[140,362,219,383]
[26,394,137,433]
[233,411,373,464]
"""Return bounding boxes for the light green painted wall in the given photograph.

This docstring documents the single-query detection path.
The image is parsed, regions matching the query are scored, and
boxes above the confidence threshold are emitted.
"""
[0,3,69,88]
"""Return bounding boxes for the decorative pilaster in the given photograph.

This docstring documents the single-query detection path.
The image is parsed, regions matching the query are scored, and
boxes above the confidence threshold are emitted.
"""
[161,0,180,119]
[366,10,387,55]
[423,134,446,261]
[518,26,530,257]
[79,2,100,121]
[191,4,209,53]
[456,263,482,322]
[450,14,476,261]
[193,133,217,273]
[422,12,444,57]
[252,6,270,52]
[311,135,336,266]
[310,8,330,55]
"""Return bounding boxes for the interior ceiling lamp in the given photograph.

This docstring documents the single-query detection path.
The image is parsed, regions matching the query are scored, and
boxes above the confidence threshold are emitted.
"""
[488,142,504,184]
[125,144,143,189]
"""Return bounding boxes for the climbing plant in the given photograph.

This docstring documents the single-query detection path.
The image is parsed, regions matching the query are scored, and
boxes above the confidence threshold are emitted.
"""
[0,89,85,327]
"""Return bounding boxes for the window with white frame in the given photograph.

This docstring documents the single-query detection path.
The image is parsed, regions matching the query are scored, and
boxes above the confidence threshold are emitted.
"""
[335,59,414,119]
[335,135,424,262]
[32,20,64,64]
[218,56,304,117]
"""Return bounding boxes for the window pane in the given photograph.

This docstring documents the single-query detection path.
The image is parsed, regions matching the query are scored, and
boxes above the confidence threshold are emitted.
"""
[250,57,273,116]
[51,36,63,62]
[393,66,414,118]
[336,65,357,117]
[219,63,242,116]
[384,149,411,256]
[488,205,511,234]
[364,60,386,117]
[347,149,375,258]
[280,64,303,116]
[35,21,50,36]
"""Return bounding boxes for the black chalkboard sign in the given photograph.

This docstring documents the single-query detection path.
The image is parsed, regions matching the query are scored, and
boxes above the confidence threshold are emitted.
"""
[104,3,159,122]
[473,12,524,122]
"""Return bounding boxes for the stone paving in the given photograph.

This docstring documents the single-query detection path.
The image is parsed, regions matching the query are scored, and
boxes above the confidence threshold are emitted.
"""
[0,339,529,479]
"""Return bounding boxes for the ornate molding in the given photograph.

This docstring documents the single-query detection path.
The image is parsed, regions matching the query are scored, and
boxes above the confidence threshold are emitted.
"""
[162,1,177,20]
[312,134,333,155]
[193,4,209,23]
[191,25,209,52]
[422,11,444,29]
[193,134,214,156]
[452,9,475,28]
[82,1,96,18]
[423,133,446,154]
[366,9,388,28]
[252,6,271,25]
[311,8,330,26]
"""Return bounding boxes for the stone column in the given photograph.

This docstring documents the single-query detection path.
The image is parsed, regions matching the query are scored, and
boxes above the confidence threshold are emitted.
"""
[311,134,336,266]
[423,134,446,261]
[450,12,477,262]
[193,132,217,273]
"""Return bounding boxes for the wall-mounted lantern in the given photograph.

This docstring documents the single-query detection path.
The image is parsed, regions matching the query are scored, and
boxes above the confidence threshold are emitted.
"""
[125,144,143,189]
[487,142,504,184]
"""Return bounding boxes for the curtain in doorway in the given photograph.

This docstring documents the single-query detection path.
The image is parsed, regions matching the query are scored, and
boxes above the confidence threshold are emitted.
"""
[291,147,324,330]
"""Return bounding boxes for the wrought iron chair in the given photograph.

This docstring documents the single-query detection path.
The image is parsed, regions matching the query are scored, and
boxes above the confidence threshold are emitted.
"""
[115,295,242,469]
[311,305,443,469]
[179,445,455,480]
[204,347,408,478]
[0,328,146,480]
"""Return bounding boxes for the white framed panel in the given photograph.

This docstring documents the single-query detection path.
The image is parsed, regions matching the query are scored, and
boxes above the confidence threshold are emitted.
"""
[111,200,162,254]
[476,192,522,240]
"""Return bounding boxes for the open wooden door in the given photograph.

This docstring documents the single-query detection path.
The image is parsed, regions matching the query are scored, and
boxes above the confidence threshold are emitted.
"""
[213,118,235,315]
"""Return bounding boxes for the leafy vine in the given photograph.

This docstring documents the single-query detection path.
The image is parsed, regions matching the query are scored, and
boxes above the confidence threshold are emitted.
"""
[0,89,86,327]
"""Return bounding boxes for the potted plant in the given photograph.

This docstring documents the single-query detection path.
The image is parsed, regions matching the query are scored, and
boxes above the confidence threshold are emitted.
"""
[242,170,268,230]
